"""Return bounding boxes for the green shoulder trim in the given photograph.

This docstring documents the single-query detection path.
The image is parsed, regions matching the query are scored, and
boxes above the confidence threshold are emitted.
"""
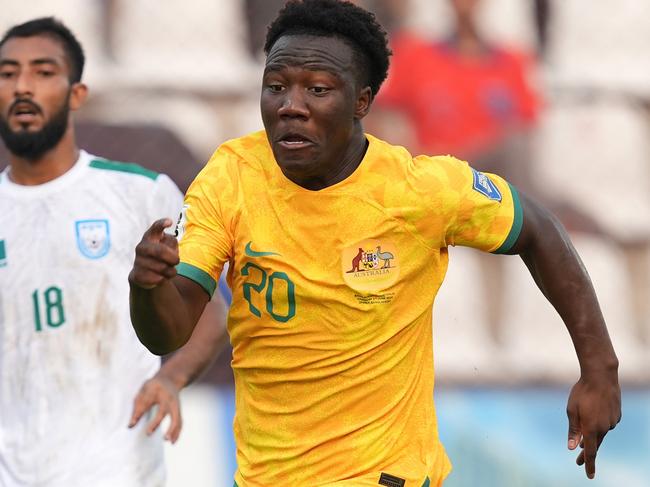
[493,183,523,254]
[89,158,159,180]
[177,262,217,297]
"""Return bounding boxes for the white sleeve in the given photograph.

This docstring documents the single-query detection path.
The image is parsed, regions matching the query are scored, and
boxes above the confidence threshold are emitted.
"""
[148,173,184,225]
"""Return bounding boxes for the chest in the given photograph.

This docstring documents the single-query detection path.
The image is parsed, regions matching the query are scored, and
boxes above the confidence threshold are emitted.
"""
[1,190,144,269]
[224,188,442,333]
[0,190,145,335]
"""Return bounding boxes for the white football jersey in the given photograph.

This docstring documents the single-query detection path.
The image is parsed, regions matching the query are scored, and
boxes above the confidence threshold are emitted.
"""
[0,151,183,487]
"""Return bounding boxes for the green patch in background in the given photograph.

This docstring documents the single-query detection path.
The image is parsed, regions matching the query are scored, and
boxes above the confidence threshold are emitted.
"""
[0,239,6,267]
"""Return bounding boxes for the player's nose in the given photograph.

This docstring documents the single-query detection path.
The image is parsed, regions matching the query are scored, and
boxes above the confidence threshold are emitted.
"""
[278,87,309,119]
[13,71,35,98]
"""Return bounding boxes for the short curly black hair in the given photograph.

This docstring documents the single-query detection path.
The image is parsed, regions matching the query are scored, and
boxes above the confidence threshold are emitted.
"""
[264,0,391,96]
[0,17,85,83]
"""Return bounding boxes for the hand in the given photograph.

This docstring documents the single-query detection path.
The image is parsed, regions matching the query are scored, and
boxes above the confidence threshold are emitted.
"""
[129,374,182,443]
[129,218,180,289]
[566,372,621,479]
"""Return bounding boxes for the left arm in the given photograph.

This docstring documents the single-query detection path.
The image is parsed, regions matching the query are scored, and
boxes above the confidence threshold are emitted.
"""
[128,290,229,443]
[506,192,621,479]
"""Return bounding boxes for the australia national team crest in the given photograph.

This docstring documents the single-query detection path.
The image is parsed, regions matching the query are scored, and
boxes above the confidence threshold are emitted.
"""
[341,239,399,292]
[471,168,502,202]
[75,219,110,259]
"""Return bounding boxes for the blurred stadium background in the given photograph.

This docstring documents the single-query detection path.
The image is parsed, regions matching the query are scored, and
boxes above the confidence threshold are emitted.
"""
[1,0,648,486]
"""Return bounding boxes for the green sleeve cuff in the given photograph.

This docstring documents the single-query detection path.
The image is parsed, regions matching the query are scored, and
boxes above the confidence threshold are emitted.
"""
[493,183,523,254]
[176,262,217,297]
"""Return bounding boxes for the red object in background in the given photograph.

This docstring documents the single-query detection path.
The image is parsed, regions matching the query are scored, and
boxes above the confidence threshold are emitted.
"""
[377,33,540,159]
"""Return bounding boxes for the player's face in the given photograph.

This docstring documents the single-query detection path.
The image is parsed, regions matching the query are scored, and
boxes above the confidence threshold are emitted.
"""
[0,35,85,159]
[261,34,371,186]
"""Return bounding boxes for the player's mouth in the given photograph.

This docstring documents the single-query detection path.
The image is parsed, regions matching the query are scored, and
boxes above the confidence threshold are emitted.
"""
[10,101,41,125]
[277,132,314,150]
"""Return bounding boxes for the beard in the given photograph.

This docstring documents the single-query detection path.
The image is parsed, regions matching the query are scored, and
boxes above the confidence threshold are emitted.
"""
[0,92,71,161]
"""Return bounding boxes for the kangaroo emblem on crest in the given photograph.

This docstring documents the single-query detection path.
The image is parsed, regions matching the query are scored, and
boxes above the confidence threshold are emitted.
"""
[346,248,364,273]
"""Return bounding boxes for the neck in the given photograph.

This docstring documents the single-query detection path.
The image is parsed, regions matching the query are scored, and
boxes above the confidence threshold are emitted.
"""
[6,127,79,186]
[292,126,368,191]
[451,20,485,57]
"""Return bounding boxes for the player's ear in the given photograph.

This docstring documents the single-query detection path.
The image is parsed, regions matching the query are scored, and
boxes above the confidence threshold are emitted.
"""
[354,86,372,120]
[69,82,88,112]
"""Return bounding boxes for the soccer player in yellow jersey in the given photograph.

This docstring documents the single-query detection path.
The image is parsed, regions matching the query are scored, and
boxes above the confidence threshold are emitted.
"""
[128,1,621,485]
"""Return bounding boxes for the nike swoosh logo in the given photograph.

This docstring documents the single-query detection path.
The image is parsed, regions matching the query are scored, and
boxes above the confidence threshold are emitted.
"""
[245,241,281,257]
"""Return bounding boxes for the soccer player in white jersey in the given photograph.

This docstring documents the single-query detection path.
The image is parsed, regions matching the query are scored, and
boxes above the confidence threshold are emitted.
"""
[0,17,227,487]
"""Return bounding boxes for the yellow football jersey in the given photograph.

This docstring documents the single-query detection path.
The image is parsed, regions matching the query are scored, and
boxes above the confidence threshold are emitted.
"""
[177,131,522,487]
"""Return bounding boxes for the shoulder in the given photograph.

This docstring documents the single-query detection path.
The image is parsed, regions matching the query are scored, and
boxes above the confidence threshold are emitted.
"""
[209,130,270,167]
[85,153,181,197]
[364,134,468,178]
[192,131,271,186]
[363,136,470,198]
[402,154,475,200]
[88,157,160,181]
[365,134,413,161]
[411,153,470,181]
[88,155,160,185]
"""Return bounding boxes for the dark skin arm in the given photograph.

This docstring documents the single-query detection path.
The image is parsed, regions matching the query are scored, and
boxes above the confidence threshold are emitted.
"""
[505,193,621,480]
[128,291,229,443]
[129,219,211,355]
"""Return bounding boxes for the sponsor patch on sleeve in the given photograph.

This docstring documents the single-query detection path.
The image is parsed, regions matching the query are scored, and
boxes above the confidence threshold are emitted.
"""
[173,204,189,241]
[471,168,502,201]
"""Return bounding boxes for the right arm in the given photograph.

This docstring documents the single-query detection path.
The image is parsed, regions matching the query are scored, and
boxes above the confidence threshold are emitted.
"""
[128,218,210,355]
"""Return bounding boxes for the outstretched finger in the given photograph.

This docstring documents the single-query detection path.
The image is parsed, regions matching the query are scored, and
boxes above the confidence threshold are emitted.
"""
[581,432,598,479]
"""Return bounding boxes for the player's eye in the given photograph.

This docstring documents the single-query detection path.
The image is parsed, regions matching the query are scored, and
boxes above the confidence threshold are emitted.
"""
[309,86,330,95]
[37,70,55,77]
[0,70,16,79]
[267,84,284,93]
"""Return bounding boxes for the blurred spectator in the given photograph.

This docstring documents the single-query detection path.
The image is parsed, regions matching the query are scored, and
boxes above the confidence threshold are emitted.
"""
[367,0,542,345]
[370,0,540,187]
